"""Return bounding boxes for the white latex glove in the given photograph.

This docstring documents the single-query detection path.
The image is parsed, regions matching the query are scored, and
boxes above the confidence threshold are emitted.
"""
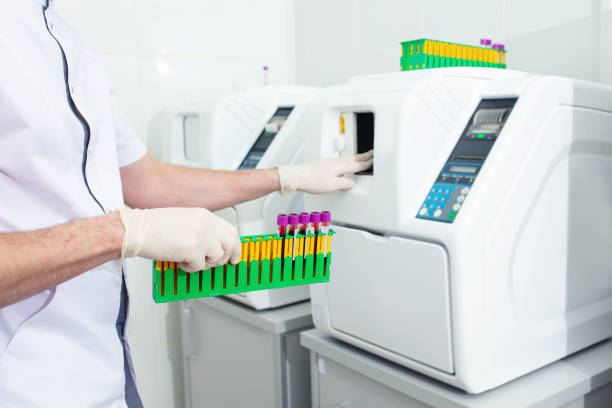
[118,207,241,273]
[276,150,373,194]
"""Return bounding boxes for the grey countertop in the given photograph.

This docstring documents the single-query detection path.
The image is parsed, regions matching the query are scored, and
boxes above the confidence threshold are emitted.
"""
[301,329,612,408]
[191,297,313,334]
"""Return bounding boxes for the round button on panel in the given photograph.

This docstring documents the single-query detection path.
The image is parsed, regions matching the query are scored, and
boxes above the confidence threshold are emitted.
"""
[434,209,442,217]
[457,195,465,203]
[462,187,470,195]
[452,203,461,211]
[419,207,428,216]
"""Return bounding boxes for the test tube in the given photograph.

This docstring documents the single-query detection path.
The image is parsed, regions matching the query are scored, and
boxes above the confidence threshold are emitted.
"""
[310,212,321,277]
[321,211,331,277]
[288,213,299,260]
[321,211,331,256]
[298,212,309,235]
[310,211,321,235]
[277,214,288,278]
[277,214,288,237]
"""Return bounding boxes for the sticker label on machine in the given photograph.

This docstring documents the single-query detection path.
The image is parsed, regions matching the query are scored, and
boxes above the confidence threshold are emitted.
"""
[417,98,517,223]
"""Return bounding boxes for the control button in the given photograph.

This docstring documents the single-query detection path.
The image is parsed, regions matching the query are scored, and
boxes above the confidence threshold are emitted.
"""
[440,202,446,209]
[433,197,438,201]
[452,203,461,211]
[428,209,434,216]
[427,195,433,200]
[419,207,428,216]
[457,195,465,203]
[448,211,457,220]
[449,186,455,192]
[461,187,470,195]
[440,196,446,202]
[434,209,442,217]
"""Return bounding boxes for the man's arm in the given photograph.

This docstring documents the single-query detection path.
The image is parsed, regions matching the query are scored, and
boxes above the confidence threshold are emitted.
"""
[121,153,280,211]
[120,151,374,210]
[0,212,124,307]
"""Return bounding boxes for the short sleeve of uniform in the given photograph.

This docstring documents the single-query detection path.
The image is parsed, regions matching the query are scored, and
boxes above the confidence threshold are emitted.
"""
[111,91,147,167]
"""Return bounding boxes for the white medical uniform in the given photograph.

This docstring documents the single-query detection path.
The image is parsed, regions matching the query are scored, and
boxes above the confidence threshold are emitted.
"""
[0,0,146,406]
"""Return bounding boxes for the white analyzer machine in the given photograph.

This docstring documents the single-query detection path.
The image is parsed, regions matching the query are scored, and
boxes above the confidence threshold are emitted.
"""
[297,68,612,393]
[148,86,317,310]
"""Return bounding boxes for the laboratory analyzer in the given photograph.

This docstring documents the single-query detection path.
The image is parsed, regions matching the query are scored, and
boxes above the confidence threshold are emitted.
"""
[297,68,612,393]
[147,86,317,309]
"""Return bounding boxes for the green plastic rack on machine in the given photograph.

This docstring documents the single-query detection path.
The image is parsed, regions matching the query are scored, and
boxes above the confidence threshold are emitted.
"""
[152,231,335,303]
[400,38,507,71]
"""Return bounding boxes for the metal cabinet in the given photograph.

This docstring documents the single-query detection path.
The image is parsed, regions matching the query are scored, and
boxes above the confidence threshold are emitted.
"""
[301,329,612,408]
[181,298,313,408]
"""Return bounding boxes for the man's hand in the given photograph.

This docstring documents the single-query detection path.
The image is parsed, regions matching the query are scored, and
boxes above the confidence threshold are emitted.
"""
[276,151,373,194]
[119,207,241,272]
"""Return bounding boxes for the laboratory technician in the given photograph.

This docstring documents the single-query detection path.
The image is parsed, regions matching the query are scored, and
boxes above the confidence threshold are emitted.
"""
[0,1,373,406]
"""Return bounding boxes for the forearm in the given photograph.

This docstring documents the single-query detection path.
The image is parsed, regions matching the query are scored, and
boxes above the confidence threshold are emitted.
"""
[155,165,280,210]
[122,153,280,211]
[0,212,124,307]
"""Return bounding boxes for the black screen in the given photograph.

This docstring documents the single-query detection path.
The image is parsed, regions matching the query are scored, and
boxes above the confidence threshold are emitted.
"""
[355,112,374,175]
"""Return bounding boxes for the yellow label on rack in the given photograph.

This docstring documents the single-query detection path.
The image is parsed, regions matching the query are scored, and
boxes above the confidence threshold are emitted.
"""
[296,237,304,256]
[284,238,293,258]
[423,40,429,54]
[305,236,313,256]
[327,235,332,254]
[416,43,420,54]
[253,239,261,262]
[340,115,346,135]
[240,239,249,263]
[155,260,162,271]
[265,239,273,261]
[410,44,414,55]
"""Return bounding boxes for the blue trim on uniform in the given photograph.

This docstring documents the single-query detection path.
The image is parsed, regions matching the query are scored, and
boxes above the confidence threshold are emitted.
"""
[116,274,144,408]
[42,2,104,213]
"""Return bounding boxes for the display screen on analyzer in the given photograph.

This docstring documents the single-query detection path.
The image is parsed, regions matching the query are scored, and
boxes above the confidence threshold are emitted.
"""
[417,98,517,223]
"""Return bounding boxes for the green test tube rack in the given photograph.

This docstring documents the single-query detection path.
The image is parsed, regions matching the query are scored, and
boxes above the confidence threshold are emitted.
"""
[152,231,335,303]
[400,38,507,71]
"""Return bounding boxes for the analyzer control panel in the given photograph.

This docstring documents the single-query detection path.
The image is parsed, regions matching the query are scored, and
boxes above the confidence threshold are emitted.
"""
[238,107,294,170]
[417,98,517,223]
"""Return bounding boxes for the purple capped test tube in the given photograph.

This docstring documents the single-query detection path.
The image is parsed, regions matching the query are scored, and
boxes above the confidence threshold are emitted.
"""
[299,212,310,235]
[277,213,288,237]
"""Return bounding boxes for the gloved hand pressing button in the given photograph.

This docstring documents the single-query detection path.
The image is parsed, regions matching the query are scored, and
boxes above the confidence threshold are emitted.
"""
[118,207,241,273]
[276,150,373,194]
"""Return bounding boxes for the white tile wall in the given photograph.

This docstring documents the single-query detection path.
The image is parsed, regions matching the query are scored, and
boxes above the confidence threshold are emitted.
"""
[55,1,295,408]
[294,0,611,86]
